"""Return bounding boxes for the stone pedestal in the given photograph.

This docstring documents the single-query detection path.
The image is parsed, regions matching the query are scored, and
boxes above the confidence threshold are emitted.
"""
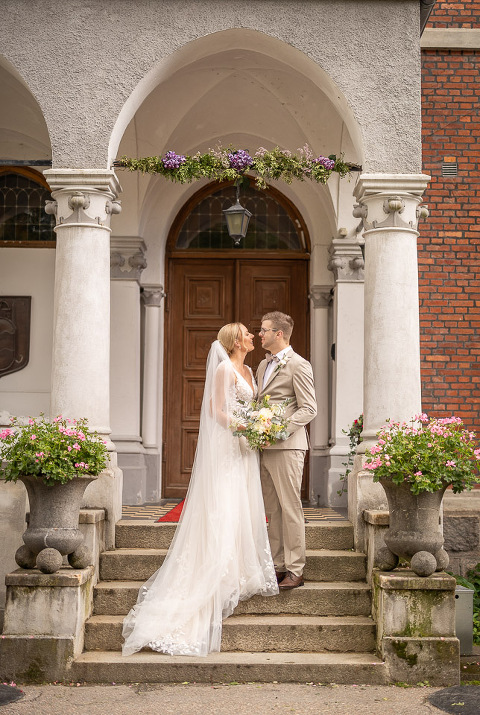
[373,571,459,686]
[0,479,27,628]
[364,509,389,584]
[348,455,388,554]
[0,566,95,682]
[78,509,105,581]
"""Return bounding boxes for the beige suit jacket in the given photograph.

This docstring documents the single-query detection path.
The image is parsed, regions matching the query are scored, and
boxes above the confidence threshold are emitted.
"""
[256,350,317,450]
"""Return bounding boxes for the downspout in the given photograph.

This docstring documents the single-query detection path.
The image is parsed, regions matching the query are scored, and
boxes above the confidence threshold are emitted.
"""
[420,0,436,34]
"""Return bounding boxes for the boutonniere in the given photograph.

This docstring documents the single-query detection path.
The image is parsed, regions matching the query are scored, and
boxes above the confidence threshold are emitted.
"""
[274,355,291,374]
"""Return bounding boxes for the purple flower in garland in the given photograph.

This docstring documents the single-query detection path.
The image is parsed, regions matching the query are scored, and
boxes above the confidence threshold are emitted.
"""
[162,151,187,169]
[228,150,253,172]
[312,156,335,171]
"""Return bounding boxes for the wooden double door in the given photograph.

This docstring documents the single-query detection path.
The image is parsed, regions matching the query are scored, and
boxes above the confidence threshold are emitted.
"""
[163,257,309,499]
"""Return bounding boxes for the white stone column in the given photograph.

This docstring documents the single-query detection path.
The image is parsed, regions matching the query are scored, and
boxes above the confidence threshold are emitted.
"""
[354,174,430,448]
[142,285,165,503]
[110,237,147,505]
[44,169,122,548]
[141,286,164,448]
[348,173,430,550]
[308,285,332,505]
[326,232,365,507]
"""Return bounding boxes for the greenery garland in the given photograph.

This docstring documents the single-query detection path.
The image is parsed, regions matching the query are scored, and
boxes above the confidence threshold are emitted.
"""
[117,145,354,189]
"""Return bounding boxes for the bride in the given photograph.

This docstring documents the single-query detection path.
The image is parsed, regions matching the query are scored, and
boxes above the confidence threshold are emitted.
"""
[122,323,278,657]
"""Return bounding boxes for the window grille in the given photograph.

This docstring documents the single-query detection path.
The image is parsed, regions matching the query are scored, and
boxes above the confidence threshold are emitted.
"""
[0,171,55,243]
[176,184,304,251]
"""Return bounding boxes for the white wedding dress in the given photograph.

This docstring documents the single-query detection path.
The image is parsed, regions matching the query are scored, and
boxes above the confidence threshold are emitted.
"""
[122,340,278,657]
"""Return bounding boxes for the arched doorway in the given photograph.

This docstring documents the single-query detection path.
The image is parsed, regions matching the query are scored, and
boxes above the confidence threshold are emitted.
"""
[163,180,311,499]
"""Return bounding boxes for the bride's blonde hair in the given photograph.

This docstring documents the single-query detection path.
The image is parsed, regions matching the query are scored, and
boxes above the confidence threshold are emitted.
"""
[217,323,243,356]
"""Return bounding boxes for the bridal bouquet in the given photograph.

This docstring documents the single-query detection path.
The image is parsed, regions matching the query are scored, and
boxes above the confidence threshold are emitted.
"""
[231,395,291,450]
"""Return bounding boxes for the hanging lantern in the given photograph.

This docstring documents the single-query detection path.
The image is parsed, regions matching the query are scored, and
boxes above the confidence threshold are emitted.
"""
[223,182,252,246]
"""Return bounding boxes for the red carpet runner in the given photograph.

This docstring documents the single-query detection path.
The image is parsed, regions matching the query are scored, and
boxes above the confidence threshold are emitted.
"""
[156,500,185,522]
[157,499,267,524]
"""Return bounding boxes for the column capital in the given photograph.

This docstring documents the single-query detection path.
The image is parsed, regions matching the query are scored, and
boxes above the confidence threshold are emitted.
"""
[43,169,122,231]
[354,173,431,200]
[141,284,166,307]
[110,236,147,281]
[328,234,364,283]
[353,173,430,235]
[308,285,332,308]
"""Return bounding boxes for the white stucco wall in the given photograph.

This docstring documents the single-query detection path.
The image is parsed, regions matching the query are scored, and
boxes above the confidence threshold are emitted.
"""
[0,249,55,416]
[0,0,422,173]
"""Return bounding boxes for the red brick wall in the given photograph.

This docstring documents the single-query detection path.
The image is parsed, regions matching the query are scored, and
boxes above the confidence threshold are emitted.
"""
[427,0,480,27]
[419,4,480,430]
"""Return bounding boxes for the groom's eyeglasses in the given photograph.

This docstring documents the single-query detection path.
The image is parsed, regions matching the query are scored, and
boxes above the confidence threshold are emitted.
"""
[259,328,278,335]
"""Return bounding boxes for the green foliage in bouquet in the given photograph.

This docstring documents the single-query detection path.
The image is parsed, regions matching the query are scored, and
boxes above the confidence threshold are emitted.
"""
[0,415,109,486]
[364,414,480,495]
[231,395,292,450]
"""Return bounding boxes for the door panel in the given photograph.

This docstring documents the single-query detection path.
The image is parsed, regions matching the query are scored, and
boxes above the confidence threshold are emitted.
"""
[238,260,308,373]
[164,261,234,495]
[164,258,309,498]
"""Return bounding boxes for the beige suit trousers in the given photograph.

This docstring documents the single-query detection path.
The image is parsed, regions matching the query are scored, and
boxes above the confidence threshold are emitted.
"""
[260,448,306,577]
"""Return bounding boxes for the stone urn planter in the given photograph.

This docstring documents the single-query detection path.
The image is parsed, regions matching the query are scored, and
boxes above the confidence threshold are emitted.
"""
[0,414,108,575]
[364,414,480,578]
[376,477,449,577]
[15,473,97,574]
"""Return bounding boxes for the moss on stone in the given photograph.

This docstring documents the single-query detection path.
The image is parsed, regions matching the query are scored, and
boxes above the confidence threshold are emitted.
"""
[391,639,418,667]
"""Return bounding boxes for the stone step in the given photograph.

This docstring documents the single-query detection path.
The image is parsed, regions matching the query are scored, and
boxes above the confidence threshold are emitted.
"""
[99,549,366,582]
[84,614,376,653]
[93,580,372,617]
[71,650,388,684]
[115,520,354,551]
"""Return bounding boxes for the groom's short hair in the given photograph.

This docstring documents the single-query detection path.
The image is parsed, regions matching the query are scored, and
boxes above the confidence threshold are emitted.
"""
[262,312,294,341]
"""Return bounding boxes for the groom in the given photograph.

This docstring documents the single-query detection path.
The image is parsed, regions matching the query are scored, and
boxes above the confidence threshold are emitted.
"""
[257,312,317,590]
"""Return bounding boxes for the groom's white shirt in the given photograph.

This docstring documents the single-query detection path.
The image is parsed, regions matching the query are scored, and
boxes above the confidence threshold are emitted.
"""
[262,345,293,390]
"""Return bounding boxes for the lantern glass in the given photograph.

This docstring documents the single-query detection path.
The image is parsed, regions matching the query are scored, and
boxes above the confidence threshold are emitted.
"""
[223,201,252,245]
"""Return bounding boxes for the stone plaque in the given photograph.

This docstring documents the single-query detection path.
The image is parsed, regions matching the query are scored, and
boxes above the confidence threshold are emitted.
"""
[0,297,31,378]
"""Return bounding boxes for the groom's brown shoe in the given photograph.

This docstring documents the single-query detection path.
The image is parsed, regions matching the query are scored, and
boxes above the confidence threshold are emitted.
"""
[275,571,287,584]
[278,571,304,590]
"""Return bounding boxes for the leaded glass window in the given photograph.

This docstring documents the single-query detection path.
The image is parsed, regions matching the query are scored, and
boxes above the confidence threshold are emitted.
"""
[176,184,304,250]
[0,171,55,243]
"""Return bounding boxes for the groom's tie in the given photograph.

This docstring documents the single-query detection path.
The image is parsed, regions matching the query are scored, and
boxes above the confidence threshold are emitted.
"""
[265,353,279,364]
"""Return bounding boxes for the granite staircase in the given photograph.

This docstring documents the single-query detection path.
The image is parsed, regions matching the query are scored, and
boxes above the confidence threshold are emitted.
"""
[71,519,387,683]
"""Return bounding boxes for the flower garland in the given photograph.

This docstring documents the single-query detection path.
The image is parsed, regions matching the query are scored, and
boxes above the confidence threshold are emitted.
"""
[117,145,354,189]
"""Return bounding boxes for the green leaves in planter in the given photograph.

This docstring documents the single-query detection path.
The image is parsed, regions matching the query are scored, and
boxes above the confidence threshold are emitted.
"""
[364,414,480,495]
[0,415,108,486]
